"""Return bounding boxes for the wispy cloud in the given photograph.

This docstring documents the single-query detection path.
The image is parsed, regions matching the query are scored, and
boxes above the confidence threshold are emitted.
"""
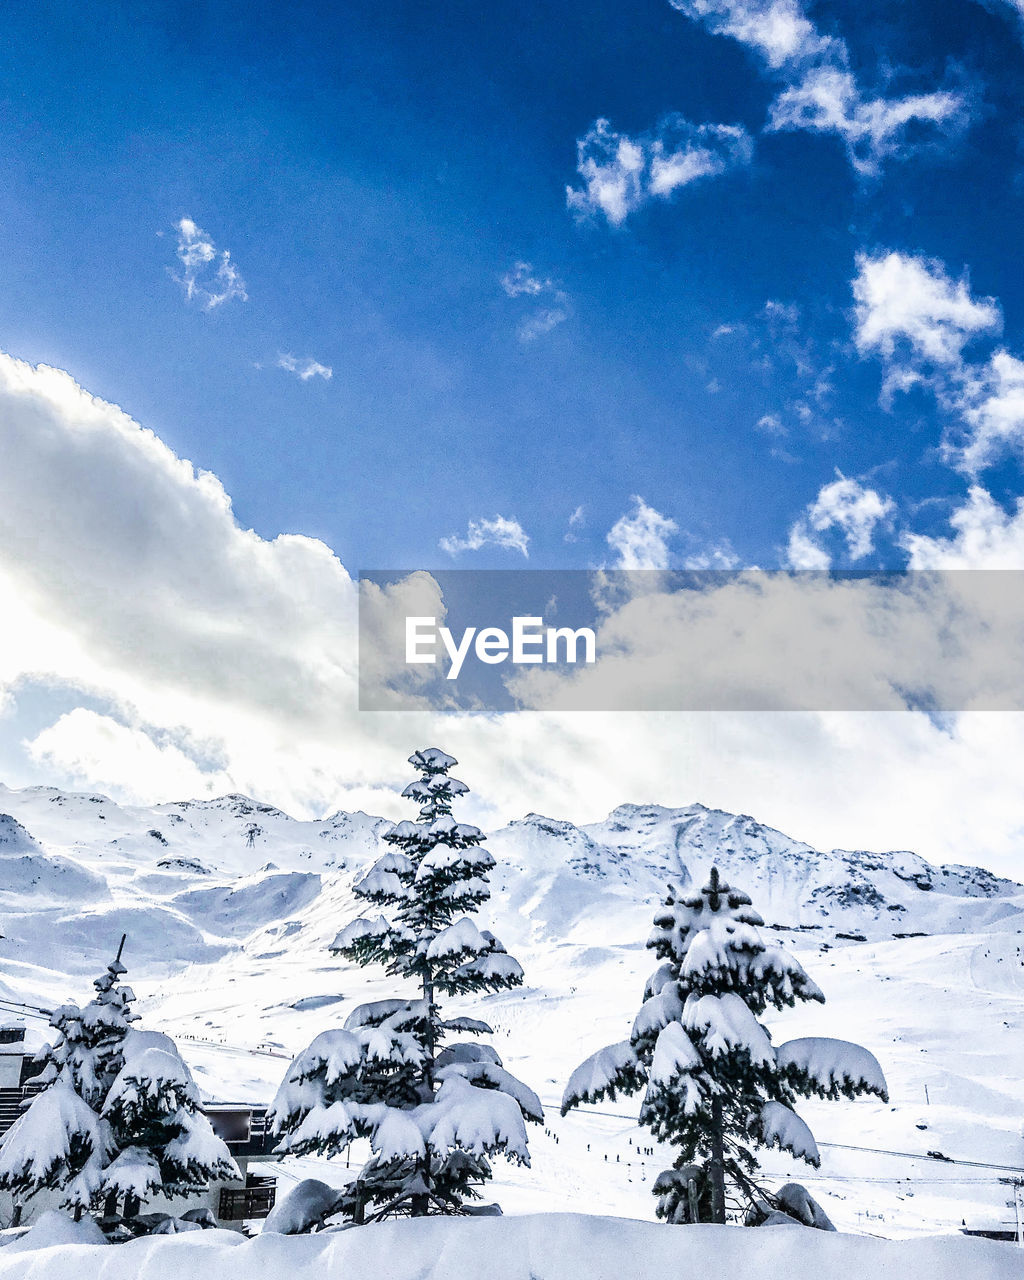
[669,0,974,175]
[606,496,678,569]
[980,0,1024,31]
[567,115,752,226]
[852,250,1024,474]
[682,538,740,570]
[768,69,969,175]
[517,308,570,343]
[439,515,530,558]
[565,505,586,543]
[170,217,248,310]
[500,262,570,341]
[755,412,788,437]
[277,353,333,382]
[500,263,553,298]
[713,298,833,439]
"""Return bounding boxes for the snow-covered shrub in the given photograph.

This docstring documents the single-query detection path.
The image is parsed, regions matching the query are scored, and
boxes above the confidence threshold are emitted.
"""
[562,868,888,1223]
[271,748,541,1222]
[745,1182,836,1231]
[651,1165,707,1224]
[262,1178,346,1234]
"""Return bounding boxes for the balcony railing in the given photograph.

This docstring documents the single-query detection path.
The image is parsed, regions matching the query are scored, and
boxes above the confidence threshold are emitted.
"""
[219,1179,277,1221]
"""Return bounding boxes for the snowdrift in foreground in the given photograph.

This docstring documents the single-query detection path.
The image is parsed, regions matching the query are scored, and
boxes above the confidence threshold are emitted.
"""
[0,1213,1018,1280]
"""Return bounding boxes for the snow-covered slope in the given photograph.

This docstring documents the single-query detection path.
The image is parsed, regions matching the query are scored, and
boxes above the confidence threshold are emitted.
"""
[0,781,1021,1240]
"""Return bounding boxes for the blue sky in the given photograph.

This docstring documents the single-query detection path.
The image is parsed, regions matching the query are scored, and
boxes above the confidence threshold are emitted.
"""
[8,1,1024,868]
[4,0,1024,572]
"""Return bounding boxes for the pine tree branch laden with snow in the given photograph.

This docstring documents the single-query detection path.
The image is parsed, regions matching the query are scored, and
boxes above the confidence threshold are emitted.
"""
[273,747,540,1223]
[0,1072,110,1214]
[562,866,888,1225]
[101,1031,239,1203]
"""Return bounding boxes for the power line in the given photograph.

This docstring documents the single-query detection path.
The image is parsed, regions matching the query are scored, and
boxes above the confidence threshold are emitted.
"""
[817,1140,1024,1175]
[0,998,52,1021]
[548,1099,1024,1176]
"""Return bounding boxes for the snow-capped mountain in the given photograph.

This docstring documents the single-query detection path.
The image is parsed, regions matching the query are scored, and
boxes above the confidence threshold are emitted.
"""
[0,780,1021,1240]
[1,783,1016,973]
[487,804,1022,946]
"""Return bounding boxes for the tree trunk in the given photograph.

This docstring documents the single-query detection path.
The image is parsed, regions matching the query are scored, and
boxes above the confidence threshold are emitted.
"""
[686,1173,700,1225]
[410,969,435,1218]
[423,972,435,1086]
[709,1097,726,1224]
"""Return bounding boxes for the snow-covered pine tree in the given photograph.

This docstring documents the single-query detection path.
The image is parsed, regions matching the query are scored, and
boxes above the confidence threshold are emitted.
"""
[0,940,137,1222]
[33,939,139,1109]
[100,1030,239,1220]
[562,867,889,1224]
[271,747,541,1223]
[0,1069,109,1223]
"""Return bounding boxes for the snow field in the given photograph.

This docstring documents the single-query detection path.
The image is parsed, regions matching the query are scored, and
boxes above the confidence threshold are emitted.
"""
[0,1212,1020,1280]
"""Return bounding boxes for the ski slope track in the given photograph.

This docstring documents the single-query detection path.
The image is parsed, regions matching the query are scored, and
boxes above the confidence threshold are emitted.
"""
[0,783,1021,1240]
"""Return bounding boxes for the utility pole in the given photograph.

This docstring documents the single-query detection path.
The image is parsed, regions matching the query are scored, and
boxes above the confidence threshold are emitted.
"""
[998,1177,1023,1247]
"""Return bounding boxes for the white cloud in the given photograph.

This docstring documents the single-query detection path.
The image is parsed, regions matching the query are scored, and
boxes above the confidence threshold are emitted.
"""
[853,251,1000,369]
[669,0,835,68]
[786,523,832,569]
[565,505,586,543]
[852,251,1024,473]
[768,68,968,176]
[500,262,570,341]
[903,485,1024,568]
[809,475,894,560]
[954,350,1024,474]
[277,353,333,382]
[567,116,752,226]
[606,497,679,569]
[171,218,248,310]
[0,350,370,817]
[439,516,530,558]
[670,0,974,175]
[786,474,894,567]
[27,709,231,806]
